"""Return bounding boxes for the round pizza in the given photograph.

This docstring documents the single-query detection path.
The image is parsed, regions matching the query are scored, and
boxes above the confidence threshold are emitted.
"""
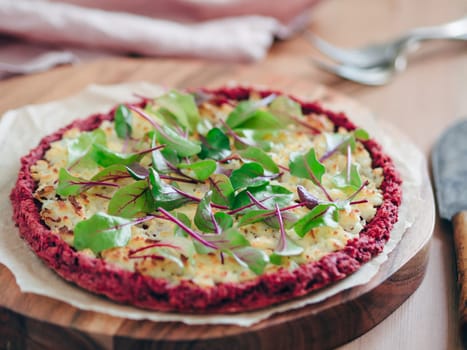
[10,86,402,313]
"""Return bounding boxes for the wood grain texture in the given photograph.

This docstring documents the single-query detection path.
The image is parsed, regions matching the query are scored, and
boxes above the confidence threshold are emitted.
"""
[452,212,467,344]
[0,0,465,348]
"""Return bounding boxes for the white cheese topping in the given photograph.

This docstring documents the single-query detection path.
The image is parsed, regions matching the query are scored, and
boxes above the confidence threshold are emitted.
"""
[31,99,383,287]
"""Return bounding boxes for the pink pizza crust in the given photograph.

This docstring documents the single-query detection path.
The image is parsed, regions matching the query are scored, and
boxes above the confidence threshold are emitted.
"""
[10,86,402,313]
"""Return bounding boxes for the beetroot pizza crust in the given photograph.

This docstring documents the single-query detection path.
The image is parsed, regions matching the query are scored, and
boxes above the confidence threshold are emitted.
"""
[10,86,402,313]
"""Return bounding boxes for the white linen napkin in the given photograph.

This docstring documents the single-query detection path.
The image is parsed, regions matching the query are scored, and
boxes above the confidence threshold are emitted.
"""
[0,0,319,77]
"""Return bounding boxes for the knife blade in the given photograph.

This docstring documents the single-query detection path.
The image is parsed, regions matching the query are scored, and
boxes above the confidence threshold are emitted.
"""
[432,119,467,343]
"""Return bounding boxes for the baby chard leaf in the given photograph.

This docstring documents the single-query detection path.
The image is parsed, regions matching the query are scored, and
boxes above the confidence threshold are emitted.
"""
[92,164,129,182]
[289,148,325,184]
[156,125,201,157]
[333,164,362,191]
[209,174,235,208]
[199,127,231,160]
[194,192,217,233]
[66,129,106,166]
[230,246,269,275]
[155,90,200,132]
[74,213,132,254]
[268,95,303,122]
[148,168,190,210]
[108,180,154,218]
[126,162,149,180]
[90,144,144,167]
[229,162,269,190]
[294,204,339,237]
[114,104,132,139]
[178,159,217,181]
[225,95,282,130]
[56,168,88,196]
[238,146,279,173]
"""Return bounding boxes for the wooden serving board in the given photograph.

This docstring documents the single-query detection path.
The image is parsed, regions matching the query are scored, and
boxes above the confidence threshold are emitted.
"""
[0,59,435,350]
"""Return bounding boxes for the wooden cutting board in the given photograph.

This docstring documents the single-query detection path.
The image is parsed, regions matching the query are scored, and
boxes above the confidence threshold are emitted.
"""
[0,58,435,350]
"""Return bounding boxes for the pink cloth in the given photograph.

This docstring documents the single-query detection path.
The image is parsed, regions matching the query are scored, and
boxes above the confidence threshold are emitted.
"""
[0,0,319,77]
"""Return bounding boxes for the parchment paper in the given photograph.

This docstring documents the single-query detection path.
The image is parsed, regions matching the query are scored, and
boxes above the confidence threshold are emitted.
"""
[0,82,424,327]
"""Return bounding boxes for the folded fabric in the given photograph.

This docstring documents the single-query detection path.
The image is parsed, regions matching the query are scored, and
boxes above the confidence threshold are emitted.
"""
[0,0,318,67]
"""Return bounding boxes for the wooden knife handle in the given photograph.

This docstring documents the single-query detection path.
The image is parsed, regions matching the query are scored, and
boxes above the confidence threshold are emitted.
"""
[452,212,467,343]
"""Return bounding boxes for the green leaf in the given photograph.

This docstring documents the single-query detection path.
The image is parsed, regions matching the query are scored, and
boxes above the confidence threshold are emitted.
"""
[199,127,231,160]
[229,162,269,190]
[178,159,217,181]
[114,104,132,139]
[155,90,200,132]
[294,204,339,237]
[230,246,269,275]
[275,236,304,257]
[172,212,192,237]
[56,168,87,196]
[194,192,216,233]
[74,213,132,254]
[209,174,235,208]
[89,144,144,167]
[354,128,370,141]
[232,184,293,212]
[150,132,176,173]
[214,212,233,231]
[226,96,283,130]
[289,148,325,183]
[156,125,201,157]
[238,146,279,173]
[333,164,362,190]
[126,163,149,180]
[237,209,271,226]
[108,180,154,218]
[92,164,129,182]
[148,168,190,210]
[66,129,106,166]
[268,95,302,122]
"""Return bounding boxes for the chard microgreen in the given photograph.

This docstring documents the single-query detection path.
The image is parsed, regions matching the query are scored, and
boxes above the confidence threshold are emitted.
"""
[130,106,201,157]
[209,174,235,208]
[148,168,191,210]
[199,127,231,160]
[114,104,132,139]
[126,162,149,180]
[108,180,154,218]
[156,125,201,157]
[320,128,370,162]
[56,168,120,197]
[225,94,282,130]
[268,95,302,122]
[238,147,279,173]
[89,144,144,167]
[158,208,217,249]
[92,164,130,182]
[294,203,339,237]
[74,213,132,254]
[229,162,270,191]
[194,192,218,233]
[231,184,293,213]
[289,148,332,201]
[154,90,200,132]
[296,185,320,210]
[129,237,195,270]
[229,246,269,275]
[333,164,362,191]
[56,168,88,196]
[66,129,106,167]
[273,203,304,256]
[178,159,217,181]
[214,212,233,231]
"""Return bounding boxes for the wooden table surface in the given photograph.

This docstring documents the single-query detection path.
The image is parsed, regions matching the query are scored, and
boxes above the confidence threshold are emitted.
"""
[0,0,466,348]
